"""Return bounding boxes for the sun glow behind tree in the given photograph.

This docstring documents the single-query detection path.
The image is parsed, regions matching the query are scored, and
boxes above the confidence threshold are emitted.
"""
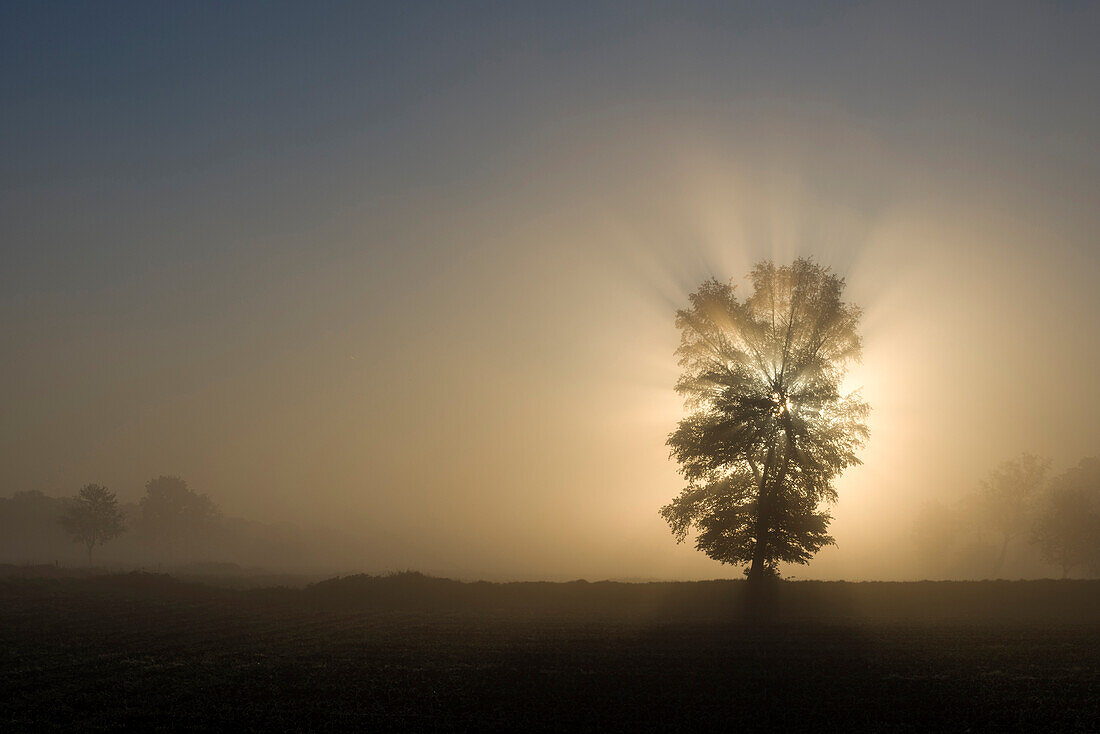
[662,258,869,580]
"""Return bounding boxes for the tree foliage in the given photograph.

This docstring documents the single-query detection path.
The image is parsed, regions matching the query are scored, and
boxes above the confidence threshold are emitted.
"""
[59,483,126,564]
[662,259,869,580]
[140,475,219,560]
[977,453,1050,576]
[1032,457,1100,578]
[910,454,1100,580]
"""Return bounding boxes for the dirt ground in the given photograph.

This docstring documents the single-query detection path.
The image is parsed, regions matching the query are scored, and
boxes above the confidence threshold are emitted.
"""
[2,574,1097,731]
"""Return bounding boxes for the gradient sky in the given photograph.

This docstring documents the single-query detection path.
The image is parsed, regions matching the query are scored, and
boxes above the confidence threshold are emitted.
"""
[3,1,1099,579]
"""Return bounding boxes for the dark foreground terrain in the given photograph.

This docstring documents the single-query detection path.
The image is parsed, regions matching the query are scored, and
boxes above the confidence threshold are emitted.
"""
[1,571,1098,731]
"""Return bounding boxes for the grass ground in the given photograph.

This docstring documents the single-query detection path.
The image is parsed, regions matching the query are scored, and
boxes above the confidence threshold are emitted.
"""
[1,573,1097,731]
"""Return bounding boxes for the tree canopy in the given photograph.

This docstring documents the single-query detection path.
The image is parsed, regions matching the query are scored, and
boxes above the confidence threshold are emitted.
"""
[661,258,869,580]
[59,483,126,564]
[1032,457,1100,578]
[140,475,219,561]
[977,453,1049,576]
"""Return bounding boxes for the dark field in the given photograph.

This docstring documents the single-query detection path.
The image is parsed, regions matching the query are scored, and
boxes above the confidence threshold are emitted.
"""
[2,572,1098,731]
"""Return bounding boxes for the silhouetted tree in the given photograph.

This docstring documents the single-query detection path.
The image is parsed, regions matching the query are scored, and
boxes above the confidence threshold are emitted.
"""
[59,484,126,564]
[978,453,1049,577]
[139,476,219,563]
[662,259,869,581]
[1033,458,1100,578]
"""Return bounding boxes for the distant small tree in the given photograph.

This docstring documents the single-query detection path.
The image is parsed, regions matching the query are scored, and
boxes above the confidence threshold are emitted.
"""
[977,453,1049,577]
[139,476,219,563]
[662,259,869,581]
[1033,458,1100,578]
[59,484,126,564]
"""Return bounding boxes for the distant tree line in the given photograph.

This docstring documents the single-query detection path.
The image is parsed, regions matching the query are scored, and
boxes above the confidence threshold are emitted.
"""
[913,455,1100,579]
[0,476,309,570]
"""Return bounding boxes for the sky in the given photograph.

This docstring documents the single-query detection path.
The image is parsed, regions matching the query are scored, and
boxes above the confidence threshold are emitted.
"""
[2,1,1099,580]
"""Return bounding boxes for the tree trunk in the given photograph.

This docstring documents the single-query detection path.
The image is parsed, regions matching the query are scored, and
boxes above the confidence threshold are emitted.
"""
[748,447,775,582]
[748,431,795,584]
[747,540,767,581]
[748,488,770,581]
[87,542,94,566]
[748,486,779,582]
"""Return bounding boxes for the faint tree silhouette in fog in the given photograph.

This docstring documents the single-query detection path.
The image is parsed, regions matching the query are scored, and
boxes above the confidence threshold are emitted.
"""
[59,484,126,564]
[139,476,219,563]
[1033,458,1100,578]
[662,259,869,581]
[978,453,1050,577]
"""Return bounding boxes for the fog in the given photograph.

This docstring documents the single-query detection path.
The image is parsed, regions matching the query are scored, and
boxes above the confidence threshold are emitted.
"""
[2,2,1098,580]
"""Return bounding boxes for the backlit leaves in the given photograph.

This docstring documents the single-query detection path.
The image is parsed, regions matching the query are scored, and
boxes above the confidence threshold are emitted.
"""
[662,258,869,575]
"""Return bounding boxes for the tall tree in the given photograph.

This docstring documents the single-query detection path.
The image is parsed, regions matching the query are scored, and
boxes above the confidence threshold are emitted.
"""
[1032,458,1100,578]
[662,259,869,581]
[59,484,126,564]
[139,476,219,563]
[977,453,1049,577]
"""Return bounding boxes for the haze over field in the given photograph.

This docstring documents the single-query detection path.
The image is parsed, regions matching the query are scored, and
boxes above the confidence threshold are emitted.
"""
[2,2,1099,580]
